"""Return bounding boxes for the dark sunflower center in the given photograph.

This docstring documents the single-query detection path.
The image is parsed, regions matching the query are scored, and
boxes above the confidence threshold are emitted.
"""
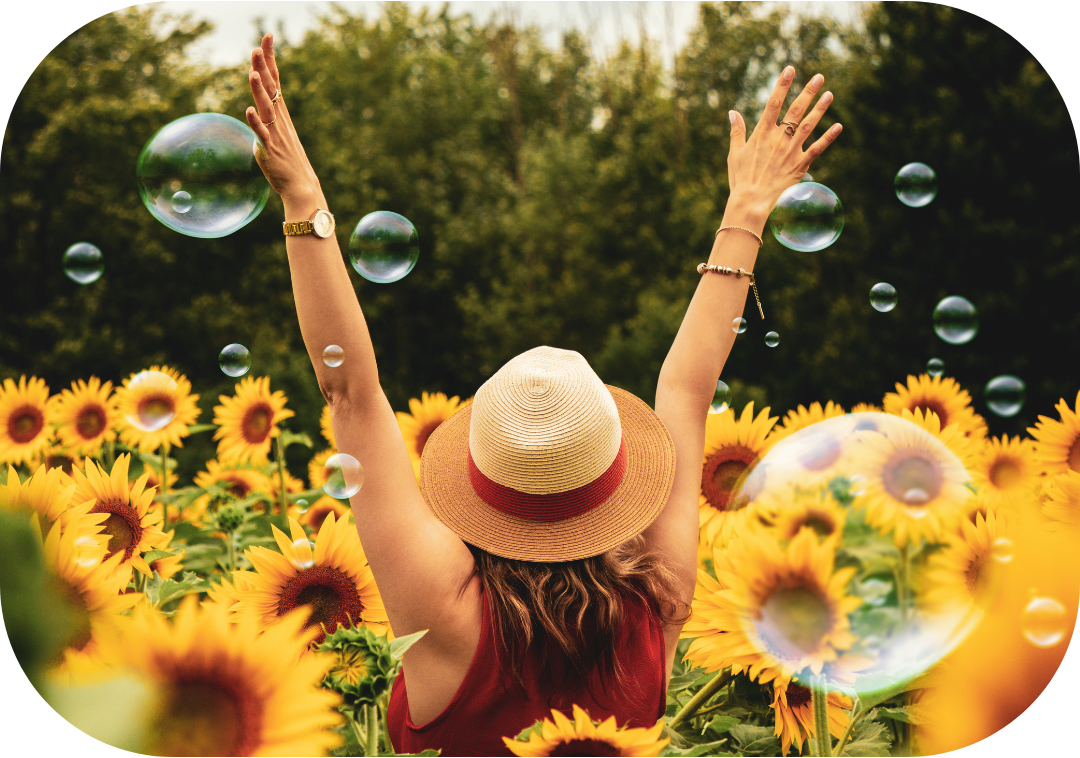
[1068,436,1080,474]
[797,432,842,471]
[549,738,621,757]
[224,476,252,499]
[800,512,837,539]
[965,555,986,599]
[75,404,107,439]
[91,497,143,562]
[277,565,364,643]
[8,404,44,443]
[787,682,812,709]
[915,400,949,427]
[701,446,758,512]
[757,585,833,662]
[44,452,76,474]
[989,458,1022,490]
[414,420,443,458]
[242,403,274,443]
[883,453,943,506]
[151,678,260,756]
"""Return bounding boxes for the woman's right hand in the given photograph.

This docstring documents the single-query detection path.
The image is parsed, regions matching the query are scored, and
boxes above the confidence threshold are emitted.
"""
[724,65,842,231]
[245,34,324,206]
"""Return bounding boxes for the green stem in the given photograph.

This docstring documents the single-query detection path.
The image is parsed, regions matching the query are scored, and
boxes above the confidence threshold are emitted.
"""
[350,716,367,749]
[159,444,169,531]
[693,696,732,719]
[380,695,391,754]
[811,674,832,757]
[276,436,288,517]
[226,532,237,574]
[365,703,379,756]
[104,439,115,471]
[899,543,911,623]
[668,669,734,730]
[832,699,862,756]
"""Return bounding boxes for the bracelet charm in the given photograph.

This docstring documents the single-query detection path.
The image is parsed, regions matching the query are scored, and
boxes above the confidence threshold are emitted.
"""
[697,263,765,320]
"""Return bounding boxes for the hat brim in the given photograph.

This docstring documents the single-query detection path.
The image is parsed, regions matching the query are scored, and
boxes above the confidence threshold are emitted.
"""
[420,385,677,562]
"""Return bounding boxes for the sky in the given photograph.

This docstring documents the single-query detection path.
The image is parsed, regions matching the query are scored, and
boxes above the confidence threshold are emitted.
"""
[1,2,1079,757]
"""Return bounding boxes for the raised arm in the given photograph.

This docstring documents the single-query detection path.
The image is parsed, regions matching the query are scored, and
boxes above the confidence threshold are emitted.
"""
[244,36,476,642]
[645,67,842,625]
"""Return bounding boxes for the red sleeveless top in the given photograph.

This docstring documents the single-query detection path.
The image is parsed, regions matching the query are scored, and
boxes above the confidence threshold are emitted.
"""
[387,589,668,756]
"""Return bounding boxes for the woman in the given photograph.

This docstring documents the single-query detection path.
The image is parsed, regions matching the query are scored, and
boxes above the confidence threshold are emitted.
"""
[244,33,840,756]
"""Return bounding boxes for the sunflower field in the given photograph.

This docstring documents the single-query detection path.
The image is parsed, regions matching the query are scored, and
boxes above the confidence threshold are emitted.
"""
[1,364,1077,756]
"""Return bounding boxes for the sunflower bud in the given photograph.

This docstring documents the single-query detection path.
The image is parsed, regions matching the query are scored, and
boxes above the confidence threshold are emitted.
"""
[215,503,245,533]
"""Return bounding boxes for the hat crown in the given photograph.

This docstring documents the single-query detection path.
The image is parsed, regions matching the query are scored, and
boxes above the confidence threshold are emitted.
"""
[468,346,622,494]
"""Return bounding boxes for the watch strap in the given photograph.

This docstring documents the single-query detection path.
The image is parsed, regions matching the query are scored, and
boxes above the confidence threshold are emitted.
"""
[283,219,315,236]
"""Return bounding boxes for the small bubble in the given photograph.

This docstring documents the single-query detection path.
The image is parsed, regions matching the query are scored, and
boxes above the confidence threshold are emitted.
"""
[869,282,897,312]
[62,242,104,284]
[1021,595,1068,648]
[290,538,315,570]
[927,358,945,377]
[125,370,178,432]
[903,487,931,506]
[895,162,938,207]
[74,536,99,568]
[765,331,779,347]
[985,375,1026,418]
[295,498,309,513]
[991,537,1014,564]
[732,317,747,334]
[349,210,419,283]
[323,453,364,499]
[171,190,193,213]
[709,380,731,414]
[322,345,345,367]
[801,172,813,182]
[218,343,251,377]
[933,296,979,345]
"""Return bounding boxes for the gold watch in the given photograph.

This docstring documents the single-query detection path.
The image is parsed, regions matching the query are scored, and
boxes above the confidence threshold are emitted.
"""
[283,208,335,239]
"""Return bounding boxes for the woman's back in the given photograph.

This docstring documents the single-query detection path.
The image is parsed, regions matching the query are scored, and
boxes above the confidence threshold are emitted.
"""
[388,587,667,756]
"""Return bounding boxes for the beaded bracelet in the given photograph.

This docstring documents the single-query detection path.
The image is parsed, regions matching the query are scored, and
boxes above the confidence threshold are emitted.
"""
[697,262,765,319]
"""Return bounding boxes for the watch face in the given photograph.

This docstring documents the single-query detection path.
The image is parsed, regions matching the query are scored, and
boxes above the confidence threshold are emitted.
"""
[312,211,334,238]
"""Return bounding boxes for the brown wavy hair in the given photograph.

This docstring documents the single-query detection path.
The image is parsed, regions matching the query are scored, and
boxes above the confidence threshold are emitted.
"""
[465,535,690,692]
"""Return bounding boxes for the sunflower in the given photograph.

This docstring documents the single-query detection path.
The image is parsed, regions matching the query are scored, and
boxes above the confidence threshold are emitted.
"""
[94,596,342,756]
[184,460,274,526]
[300,494,352,532]
[851,403,882,414]
[149,529,184,580]
[883,374,987,440]
[50,377,117,457]
[202,573,252,612]
[0,463,105,539]
[503,704,668,757]
[0,375,55,465]
[765,401,846,447]
[309,447,335,490]
[1042,471,1080,535]
[759,488,846,545]
[682,528,862,683]
[213,376,294,466]
[30,441,85,477]
[115,366,201,452]
[320,404,336,448]
[71,454,167,582]
[43,521,142,672]
[970,435,1041,511]
[771,678,852,757]
[232,513,388,644]
[896,407,977,468]
[922,510,1008,615]
[396,392,472,479]
[1028,390,1080,475]
[699,402,777,547]
[848,420,972,547]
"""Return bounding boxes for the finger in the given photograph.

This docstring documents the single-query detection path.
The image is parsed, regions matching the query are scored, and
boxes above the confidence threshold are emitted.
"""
[249,70,277,126]
[780,73,824,128]
[245,106,271,150]
[802,123,843,168]
[261,33,281,91]
[751,65,795,138]
[792,90,834,147]
[252,48,278,101]
[728,110,746,156]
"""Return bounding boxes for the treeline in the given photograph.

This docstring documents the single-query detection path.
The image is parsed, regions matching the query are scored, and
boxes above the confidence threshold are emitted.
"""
[1,2,1077,480]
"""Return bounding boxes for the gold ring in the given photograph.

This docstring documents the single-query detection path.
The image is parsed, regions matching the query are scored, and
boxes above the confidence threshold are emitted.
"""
[262,113,278,127]
[780,120,798,137]
[271,89,282,105]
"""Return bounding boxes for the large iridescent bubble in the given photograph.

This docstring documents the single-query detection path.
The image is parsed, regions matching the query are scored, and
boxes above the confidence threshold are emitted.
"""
[136,113,270,238]
[769,182,844,252]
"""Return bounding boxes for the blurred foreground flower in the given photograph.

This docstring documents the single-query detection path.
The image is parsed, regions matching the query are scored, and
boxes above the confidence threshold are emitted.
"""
[503,704,668,757]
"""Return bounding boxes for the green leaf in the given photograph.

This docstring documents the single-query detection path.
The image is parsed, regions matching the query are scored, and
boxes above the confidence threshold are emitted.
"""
[667,667,709,692]
[659,741,733,757]
[729,724,779,756]
[279,430,314,450]
[157,572,209,607]
[187,424,218,435]
[702,714,739,737]
[876,705,927,725]
[389,629,429,659]
[511,718,545,743]
[839,718,892,756]
[176,543,224,574]
[141,549,176,564]
[856,672,931,711]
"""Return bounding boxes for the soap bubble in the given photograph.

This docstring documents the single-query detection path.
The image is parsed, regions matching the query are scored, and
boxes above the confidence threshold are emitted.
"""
[729,413,979,699]
[926,358,945,377]
[323,453,364,499]
[991,537,1014,564]
[710,380,731,414]
[349,211,419,283]
[290,538,316,570]
[73,536,100,568]
[62,243,104,284]
[322,345,344,367]
[124,371,178,432]
[1021,595,1067,648]
[933,296,979,345]
[170,190,193,213]
[136,113,270,238]
[801,172,813,182]
[869,282,897,312]
[769,182,844,252]
[765,331,780,347]
[895,162,938,207]
[218,344,250,377]
[732,317,747,334]
[295,498,309,513]
[985,375,1026,417]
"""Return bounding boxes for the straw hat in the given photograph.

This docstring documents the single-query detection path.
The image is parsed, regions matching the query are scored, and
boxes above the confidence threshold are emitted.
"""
[421,346,676,562]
